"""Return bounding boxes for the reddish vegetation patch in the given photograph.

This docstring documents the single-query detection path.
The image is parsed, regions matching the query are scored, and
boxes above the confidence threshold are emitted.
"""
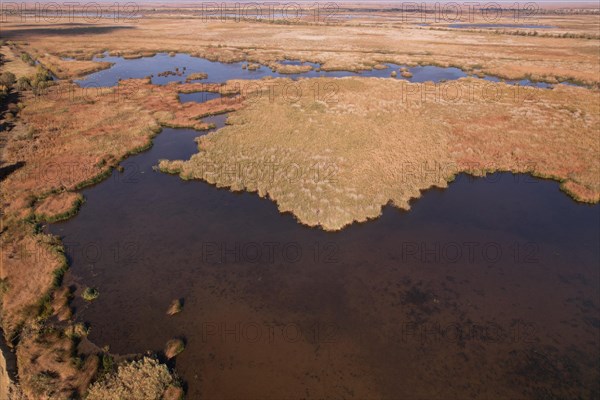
[0,230,64,336]
[0,77,240,396]
[447,84,600,203]
[2,79,240,220]
[37,53,113,79]
[16,327,98,399]
[163,385,185,400]
[34,192,82,222]
[561,180,600,202]
[271,63,313,74]
[0,78,243,330]
[51,287,72,322]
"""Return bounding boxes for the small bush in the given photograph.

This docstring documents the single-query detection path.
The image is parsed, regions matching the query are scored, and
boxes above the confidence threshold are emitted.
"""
[32,80,51,96]
[98,353,115,379]
[16,76,31,91]
[0,278,9,296]
[33,65,52,86]
[81,287,99,302]
[29,371,59,396]
[86,357,180,400]
[66,322,90,338]
[166,298,183,316]
[0,71,16,89]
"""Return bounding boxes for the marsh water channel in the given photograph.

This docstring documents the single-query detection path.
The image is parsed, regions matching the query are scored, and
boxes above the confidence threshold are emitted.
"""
[75,52,560,87]
[48,54,599,399]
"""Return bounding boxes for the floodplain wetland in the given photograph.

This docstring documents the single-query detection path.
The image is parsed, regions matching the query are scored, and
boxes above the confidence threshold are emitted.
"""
[0,2,599,399]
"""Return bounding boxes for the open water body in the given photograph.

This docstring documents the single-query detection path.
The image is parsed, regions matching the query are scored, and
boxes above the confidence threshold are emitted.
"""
[49,55,599,399]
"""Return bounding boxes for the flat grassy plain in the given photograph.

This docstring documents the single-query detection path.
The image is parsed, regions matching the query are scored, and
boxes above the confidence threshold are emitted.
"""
[0,7,599,399]
[1,13,599,85]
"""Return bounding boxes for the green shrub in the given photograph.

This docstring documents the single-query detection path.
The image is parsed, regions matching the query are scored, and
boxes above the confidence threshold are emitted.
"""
[99,353,115,379]
[32,80,51,96]
[21,52,35,66]
[29,371,59,396]
[33,65,52,85]
[16,76,31,91]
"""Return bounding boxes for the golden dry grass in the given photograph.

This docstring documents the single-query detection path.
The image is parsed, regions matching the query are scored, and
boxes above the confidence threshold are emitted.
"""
[0,46,37,79]
[50,286,72,322]
[271,63,313,74]
[160,77,600,230]
[86,357,180,400]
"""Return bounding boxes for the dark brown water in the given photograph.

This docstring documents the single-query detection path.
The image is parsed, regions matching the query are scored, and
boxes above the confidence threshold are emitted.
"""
[49,117,600,399]
[48,57,599,399]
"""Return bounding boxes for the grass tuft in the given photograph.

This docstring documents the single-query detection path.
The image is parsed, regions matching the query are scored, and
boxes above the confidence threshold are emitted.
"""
[166,299,183,316]
[81,287,99,302]
[164,339,185,359]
